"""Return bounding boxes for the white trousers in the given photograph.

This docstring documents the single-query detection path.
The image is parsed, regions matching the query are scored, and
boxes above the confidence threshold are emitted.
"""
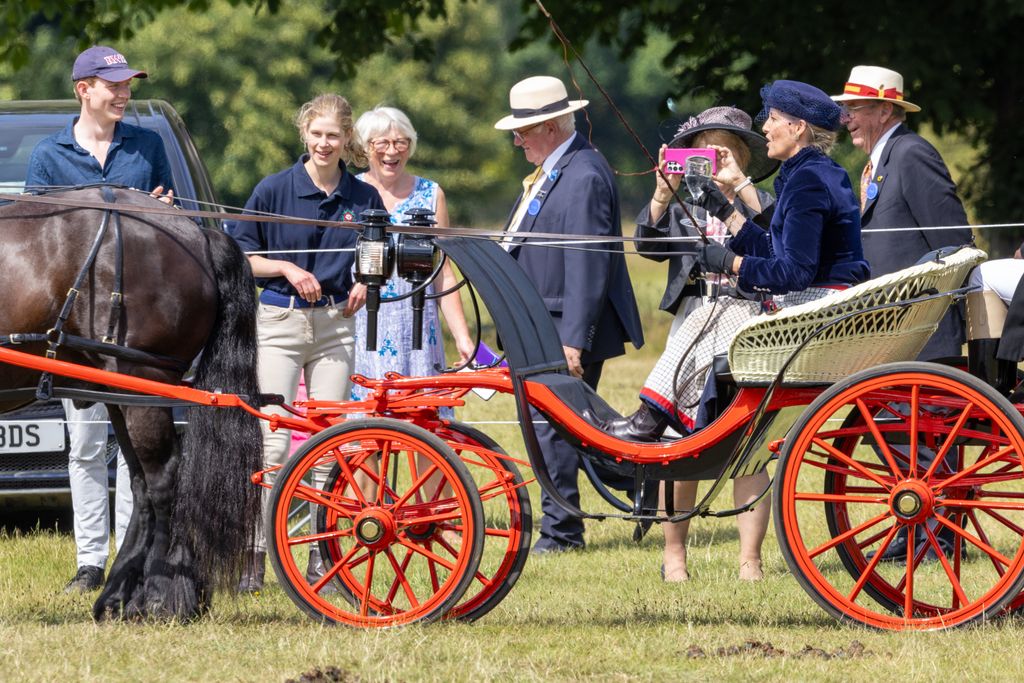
[969,259,1024,304]
[64,400,132,569]
[254,302,356,551]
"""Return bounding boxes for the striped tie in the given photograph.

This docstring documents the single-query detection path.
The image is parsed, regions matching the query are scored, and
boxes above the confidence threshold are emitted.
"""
[860,160,873,211]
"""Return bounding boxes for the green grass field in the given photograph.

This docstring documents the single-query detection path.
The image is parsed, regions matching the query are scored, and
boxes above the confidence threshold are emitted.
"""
[4,251,1024,682]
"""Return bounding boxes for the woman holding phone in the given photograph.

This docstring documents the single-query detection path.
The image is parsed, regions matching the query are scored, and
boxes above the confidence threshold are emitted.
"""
[615,84,870,582]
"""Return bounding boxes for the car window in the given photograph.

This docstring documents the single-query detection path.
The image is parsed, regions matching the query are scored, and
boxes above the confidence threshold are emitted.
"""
[0,124,70,193]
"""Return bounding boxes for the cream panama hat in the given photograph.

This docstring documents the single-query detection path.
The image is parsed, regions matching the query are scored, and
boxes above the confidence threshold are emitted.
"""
[831,65,921,112]
[494,76,589,130]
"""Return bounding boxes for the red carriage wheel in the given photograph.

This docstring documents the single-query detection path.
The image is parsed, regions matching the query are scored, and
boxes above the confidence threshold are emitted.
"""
[775,362,1024,630]
[265,418,484,627]
[434,421,532,622]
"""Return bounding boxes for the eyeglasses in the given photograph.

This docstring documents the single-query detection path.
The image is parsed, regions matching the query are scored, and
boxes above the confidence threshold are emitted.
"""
[370,137,411,152]
[512,122,544,142]
[839,103,877,122]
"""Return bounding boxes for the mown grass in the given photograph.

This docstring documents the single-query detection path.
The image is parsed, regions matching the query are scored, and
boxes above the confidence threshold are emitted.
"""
[4,249,1024,682]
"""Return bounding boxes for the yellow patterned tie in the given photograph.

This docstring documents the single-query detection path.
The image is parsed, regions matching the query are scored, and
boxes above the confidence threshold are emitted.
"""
[860,160,873,211]
[505,166,545,245]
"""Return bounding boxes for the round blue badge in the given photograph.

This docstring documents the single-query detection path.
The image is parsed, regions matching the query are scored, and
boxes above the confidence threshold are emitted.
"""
[527,198,542,216]
[549,169,560,181]
[865,182,879,201]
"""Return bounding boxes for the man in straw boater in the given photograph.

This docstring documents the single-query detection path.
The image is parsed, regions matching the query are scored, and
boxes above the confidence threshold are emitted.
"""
[832,65,973,562]
[494,75,644,554]
[25,45,173,592]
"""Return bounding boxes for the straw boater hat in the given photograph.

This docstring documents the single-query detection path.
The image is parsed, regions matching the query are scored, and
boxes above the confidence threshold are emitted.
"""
[831,65,921,112]
[494,76,589,130]
[670,106,779,182]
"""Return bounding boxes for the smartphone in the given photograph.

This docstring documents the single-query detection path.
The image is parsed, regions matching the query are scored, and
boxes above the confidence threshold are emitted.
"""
[664,147,717,175]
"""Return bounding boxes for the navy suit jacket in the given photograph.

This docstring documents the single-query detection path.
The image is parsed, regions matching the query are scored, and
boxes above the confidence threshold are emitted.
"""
[507,134,644,364]
[861,125,973,358]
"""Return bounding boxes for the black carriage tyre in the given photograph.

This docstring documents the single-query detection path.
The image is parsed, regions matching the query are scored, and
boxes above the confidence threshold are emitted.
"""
[265,418,485,627]
[774,361,1024,630]
[435,420,532,622]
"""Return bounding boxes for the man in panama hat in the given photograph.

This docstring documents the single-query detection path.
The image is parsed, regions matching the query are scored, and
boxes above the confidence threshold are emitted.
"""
[832,65,972,359]
[495,75,644,554]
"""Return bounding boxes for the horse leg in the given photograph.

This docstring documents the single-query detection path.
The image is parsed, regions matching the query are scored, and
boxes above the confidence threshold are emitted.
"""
[93,405,206,621]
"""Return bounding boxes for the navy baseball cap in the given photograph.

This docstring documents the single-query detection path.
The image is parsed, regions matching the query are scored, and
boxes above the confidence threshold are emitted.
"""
[72,46,148,82]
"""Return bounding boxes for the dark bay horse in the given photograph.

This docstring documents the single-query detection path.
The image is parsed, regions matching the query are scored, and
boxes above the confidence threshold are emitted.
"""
[0,187,261,621]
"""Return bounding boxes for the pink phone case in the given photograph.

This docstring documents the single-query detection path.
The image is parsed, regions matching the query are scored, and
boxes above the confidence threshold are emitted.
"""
[664,147,717,175]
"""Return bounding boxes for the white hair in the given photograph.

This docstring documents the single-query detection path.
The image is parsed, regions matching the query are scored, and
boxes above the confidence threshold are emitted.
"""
[354,105,419,157]
[553,112,576,134]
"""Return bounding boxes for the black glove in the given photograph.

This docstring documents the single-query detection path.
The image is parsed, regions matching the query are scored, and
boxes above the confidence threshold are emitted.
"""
[697,241,737,275]
[691,175,737,222]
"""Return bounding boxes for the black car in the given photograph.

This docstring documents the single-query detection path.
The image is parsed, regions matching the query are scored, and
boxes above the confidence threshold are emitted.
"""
[0,99,219,509]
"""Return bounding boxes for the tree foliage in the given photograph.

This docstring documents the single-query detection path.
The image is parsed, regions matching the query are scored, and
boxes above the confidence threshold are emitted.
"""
[4,0,1015,249]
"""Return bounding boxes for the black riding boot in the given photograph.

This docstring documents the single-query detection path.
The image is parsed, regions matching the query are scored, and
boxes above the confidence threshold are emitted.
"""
[236,551,266,594]
[968,338,1017,395]
[605,402,670,442]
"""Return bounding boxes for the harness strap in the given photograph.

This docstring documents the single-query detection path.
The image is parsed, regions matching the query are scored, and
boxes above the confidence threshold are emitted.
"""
[103,208,125,344]
[0,333,188,372]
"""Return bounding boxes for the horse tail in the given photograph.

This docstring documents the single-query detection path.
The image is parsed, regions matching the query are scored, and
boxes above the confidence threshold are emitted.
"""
[174,228,262,592]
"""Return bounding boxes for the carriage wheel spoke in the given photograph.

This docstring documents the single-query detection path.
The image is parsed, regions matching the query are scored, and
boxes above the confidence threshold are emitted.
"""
[965,510,1008,577]
[935,445,1020,492]
[375,441,393,506]
[934,515,1012,567]
[856,398,905,478]
[286,483,357,519]
[383,547,420,609]
[977,506,1024,536]
[359,552,378,617]
[903,523,916,617]
[922,401,974,481]
[392,464,443,509]
[908,387,920,475]
[286,526,355,547]
[810,511,892,559]
[811,437,894,490]
[794,492,888,505]
[848,525,900,602]
[399,537,458,571]
[311,543,359,595]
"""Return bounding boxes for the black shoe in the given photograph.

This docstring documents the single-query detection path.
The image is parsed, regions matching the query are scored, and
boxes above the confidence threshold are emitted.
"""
[236,551,266,594]
[306,547,338,595]
[530,537,584,555]
[605,403,669,443]
[64,565,104,593]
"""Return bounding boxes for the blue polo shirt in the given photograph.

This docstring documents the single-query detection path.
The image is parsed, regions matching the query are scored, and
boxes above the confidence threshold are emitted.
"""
[25,119,173,192]
[228,156,385,300]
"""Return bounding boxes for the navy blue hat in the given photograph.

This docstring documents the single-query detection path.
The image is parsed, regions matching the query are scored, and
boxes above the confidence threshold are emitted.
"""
[758,80,841,132]
[72,46,148,82]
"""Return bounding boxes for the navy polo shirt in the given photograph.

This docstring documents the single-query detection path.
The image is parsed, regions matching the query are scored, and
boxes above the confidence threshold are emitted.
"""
[25,119,173,192]
[228,156,385,300]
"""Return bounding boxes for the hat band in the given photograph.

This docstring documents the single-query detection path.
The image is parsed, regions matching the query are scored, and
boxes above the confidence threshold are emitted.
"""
[511,97,571,118]
[843,82,904,101]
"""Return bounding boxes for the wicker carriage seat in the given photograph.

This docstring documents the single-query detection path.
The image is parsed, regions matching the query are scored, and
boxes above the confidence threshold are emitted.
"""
[727,247,987,386]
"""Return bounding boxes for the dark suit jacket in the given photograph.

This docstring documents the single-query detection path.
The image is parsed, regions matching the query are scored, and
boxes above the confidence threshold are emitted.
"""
[507,134,644,364]
[861,124,974,358]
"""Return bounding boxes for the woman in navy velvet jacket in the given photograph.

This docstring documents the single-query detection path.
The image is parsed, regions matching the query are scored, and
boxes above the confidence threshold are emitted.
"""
[606,80,869,581]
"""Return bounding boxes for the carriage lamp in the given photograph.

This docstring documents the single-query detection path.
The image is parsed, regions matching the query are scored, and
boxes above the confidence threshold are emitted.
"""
[396,208,439,351]
[355,209,395,351]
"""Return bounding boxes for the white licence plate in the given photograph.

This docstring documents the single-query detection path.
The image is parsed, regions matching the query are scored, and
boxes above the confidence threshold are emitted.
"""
[0,421,66,453]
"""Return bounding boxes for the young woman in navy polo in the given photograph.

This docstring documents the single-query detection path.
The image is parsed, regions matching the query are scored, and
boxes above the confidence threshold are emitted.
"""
[228,93,385,593]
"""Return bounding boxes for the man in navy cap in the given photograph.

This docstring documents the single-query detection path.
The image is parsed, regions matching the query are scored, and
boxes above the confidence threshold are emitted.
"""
[25,45,174,593]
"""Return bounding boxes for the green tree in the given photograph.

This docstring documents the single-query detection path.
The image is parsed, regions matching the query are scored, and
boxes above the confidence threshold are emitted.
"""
[1,0,675,224]
[514,0,1022,253]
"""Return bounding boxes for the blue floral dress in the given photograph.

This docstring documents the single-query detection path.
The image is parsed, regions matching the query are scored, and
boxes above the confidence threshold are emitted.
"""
[351,176,451,415]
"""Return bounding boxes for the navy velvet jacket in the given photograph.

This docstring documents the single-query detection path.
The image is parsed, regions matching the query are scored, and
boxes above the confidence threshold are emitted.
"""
[730,147,869,294]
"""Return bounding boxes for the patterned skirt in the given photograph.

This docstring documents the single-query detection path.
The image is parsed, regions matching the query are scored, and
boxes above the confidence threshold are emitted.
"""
[640,287,836,430]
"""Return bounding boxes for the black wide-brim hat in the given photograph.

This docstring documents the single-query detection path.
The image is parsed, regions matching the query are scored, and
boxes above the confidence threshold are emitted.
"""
[669,106,779,183]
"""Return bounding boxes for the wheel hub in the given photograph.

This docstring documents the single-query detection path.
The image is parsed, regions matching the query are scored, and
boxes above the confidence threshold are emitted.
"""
[353,508,397,550]
[888,480,934,524]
